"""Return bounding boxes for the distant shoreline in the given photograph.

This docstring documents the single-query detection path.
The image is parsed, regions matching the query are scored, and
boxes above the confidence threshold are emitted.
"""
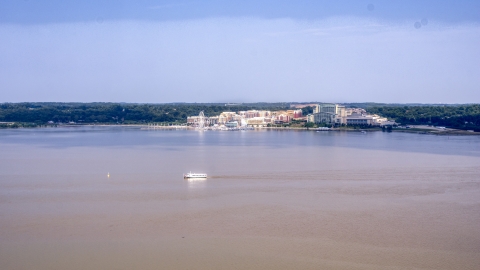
[2,123,478,135]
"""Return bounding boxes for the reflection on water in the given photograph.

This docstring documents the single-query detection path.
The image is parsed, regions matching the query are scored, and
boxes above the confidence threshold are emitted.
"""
[186,178,207,189]
[0,126,479,157]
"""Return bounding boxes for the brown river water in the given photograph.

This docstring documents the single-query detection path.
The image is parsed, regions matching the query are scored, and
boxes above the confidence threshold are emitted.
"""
[1,127,479,269]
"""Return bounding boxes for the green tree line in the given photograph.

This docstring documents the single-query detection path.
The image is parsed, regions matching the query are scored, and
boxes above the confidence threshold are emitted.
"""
[0,103,289,125]
[366,105,480,131]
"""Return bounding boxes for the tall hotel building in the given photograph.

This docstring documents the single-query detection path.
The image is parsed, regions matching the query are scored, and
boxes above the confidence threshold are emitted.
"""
[312,104,346,124]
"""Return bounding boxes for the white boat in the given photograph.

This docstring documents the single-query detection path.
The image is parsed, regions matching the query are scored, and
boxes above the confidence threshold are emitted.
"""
[183,172,207,179]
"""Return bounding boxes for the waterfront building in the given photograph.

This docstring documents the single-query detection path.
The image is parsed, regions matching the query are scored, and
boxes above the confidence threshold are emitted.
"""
[258,110,271,118]
[218,115,227,124]
[306,114,314,123]
[346,113,374,125]
[240,118,248,127]
[346,108,366,116]
[208,116,219,125]
[238,111,247,118]
[313,104,343,124]
[275,114,291,124]
[247,117,267,127]
[370,114,387,125]
[335,106,346,124]
[187,115,219,126]
[225,121,239,128]
[238,110,271,119]
[286,109,302,119]
[246,110,259,118]
[218,112,236,124]
[187,116,202,125]
[233,115,244,123]
[187,105,392,128]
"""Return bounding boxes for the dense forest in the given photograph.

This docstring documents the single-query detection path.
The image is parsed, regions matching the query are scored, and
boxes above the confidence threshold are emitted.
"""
[366,105,480,131]
[0,102,289,125]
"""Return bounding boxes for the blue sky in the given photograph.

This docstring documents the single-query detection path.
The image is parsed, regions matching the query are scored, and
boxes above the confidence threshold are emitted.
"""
[1,1,479,103]
[2,0,479,24]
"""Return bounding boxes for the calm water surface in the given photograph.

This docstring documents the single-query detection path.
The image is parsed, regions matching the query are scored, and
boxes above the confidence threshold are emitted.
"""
[1,127,479,270]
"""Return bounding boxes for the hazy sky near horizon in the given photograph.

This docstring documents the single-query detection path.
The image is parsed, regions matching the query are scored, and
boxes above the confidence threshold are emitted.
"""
[1,1,479,103]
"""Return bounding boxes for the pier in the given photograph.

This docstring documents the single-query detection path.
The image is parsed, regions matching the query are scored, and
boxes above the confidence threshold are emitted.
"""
[142,124,190,130]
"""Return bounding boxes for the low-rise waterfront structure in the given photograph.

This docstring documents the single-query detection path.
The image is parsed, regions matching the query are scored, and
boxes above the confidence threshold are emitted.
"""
[346,113,374,125]
[225,121,239,128]
[247,117,267,127]
[187,103,394,128]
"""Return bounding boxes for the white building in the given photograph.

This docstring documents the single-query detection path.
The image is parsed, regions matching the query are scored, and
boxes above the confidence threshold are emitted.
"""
[346,113,374,125]
[306,114,314,123]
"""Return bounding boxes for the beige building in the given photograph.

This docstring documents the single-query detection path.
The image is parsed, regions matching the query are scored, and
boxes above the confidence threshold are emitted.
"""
[218,112,236,124]
[238,110,272,119]
[306,114,314,123]
[247,117,267,127]
[187,116,201,125]
[208,116,219,125]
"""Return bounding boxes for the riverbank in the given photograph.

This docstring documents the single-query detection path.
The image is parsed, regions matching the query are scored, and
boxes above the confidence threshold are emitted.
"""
[260,126,479,135]
[1,123,479,135]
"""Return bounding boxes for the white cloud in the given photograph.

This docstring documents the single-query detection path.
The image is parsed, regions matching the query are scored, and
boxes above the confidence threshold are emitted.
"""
[0,17,479,103]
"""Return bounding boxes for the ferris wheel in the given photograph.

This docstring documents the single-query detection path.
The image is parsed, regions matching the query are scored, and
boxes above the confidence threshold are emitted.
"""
[198,111,205,130]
